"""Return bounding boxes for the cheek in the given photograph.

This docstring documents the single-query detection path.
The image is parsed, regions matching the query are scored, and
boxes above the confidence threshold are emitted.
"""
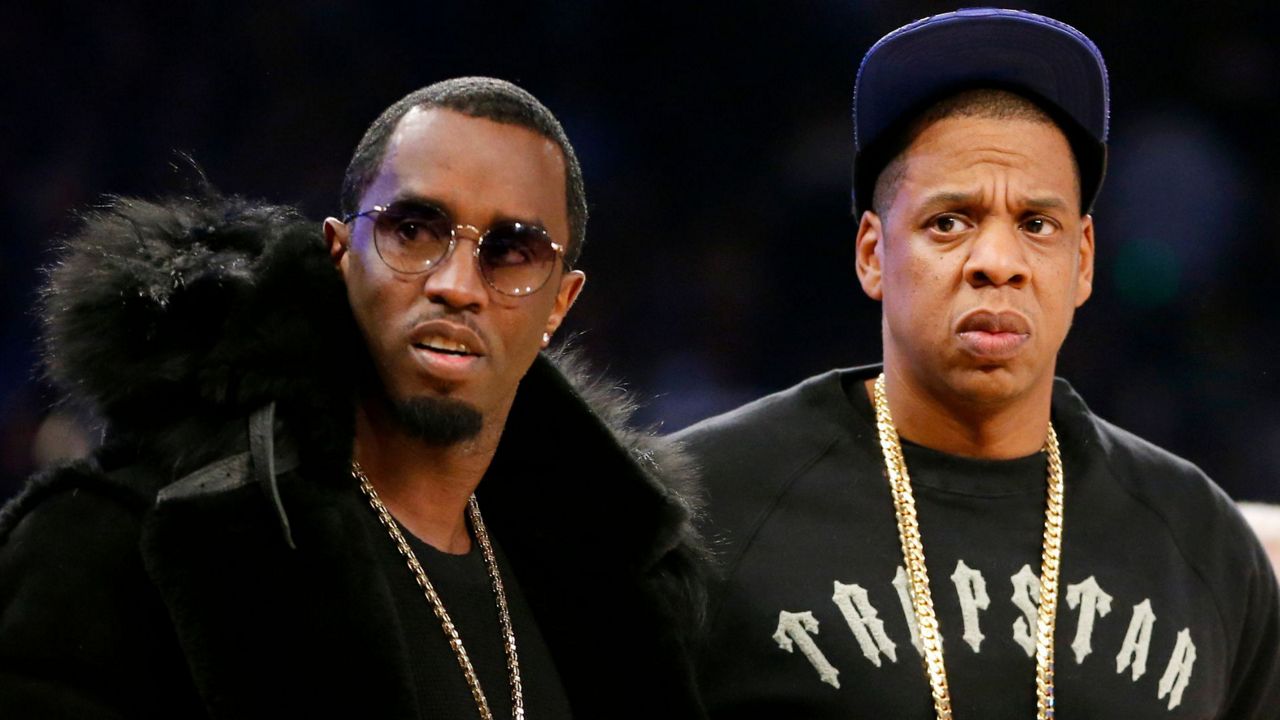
[489,297,555,361]
[886,246,957,325]
[1033,255,1080,335]
[1042,248,1079,291]
[347,263,416,345]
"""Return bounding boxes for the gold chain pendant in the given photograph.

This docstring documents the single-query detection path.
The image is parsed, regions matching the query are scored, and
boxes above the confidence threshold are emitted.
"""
[872,374,1063,720]
[353,462,526,720]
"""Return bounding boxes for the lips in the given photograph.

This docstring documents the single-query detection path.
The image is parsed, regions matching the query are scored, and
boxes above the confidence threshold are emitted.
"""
[410,319,486,356]
[955,310,1031,361]
[415,335,474,356]
[409,318,487,381]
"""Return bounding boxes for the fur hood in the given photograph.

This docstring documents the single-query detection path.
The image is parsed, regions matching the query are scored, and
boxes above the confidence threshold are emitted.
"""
[42,192,360,476]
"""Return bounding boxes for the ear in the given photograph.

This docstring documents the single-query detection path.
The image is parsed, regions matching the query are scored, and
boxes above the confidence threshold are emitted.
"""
[323,217,351,274]
[855,210,885,301]
[544,270,587,342]
[1074,214,1095,308]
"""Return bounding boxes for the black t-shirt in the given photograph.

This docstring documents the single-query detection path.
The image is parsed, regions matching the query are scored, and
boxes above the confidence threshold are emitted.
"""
[677,365,1280,719]
[367,503,574,720]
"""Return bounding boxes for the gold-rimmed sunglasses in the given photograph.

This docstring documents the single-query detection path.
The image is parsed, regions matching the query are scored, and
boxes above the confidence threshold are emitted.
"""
[344,200,568,297]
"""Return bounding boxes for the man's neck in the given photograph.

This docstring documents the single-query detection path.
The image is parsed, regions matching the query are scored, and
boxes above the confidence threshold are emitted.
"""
[353,401,508,554]
[868,365,1054,460]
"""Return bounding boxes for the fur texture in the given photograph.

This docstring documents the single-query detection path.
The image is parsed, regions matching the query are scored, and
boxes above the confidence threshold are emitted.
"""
[41,190,360,477]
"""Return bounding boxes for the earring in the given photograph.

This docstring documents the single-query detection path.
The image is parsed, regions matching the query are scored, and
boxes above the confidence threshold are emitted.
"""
[542,332,552,346]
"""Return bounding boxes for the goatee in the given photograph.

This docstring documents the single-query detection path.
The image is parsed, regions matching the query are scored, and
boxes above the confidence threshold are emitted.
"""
[391,396,484,446]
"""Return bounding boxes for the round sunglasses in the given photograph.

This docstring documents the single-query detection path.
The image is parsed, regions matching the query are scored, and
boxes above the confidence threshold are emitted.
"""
[344,200,568,297]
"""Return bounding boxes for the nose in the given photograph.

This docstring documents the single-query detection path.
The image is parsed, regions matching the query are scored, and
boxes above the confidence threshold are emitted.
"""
[421,227,488,310]
[963,221,1030,289]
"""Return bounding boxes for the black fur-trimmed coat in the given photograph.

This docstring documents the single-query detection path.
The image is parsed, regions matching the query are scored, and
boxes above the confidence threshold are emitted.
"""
[0,193,710,718]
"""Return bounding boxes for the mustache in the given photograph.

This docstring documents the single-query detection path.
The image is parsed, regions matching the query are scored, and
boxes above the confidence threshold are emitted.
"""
[406,309,485,340]
[401,308,486,353]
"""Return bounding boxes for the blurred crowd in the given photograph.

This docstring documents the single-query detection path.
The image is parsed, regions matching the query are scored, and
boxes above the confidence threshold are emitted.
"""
[4,0,1280,504]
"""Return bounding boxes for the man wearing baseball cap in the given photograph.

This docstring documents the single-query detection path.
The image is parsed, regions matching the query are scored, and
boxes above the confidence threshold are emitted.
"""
[679,8,1280,718]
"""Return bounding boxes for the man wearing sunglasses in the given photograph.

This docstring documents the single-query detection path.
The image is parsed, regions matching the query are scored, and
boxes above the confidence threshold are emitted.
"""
[0,78,709,718]
[678,9,1280,719]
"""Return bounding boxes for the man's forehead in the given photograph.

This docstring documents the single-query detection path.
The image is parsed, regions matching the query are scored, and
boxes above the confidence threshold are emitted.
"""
[385,106,564,169]
[897,115,1080,206]
[908,114,1072,158]
[363,107,569,228]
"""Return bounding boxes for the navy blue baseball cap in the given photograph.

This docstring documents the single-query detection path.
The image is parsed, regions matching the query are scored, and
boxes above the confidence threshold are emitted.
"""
[852,8,1110,216]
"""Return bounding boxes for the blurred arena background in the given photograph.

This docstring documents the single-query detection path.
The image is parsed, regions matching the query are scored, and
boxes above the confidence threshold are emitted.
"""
[4,0,1279,505]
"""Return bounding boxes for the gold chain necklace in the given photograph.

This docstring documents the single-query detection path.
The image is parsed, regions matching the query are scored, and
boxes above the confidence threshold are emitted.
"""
[871,374,1064,720]
[352,461,525,720]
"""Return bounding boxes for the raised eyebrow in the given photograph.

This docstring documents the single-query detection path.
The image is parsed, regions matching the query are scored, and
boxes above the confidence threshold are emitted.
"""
[1023,196,1069,212]
[918,191,980,212]
[914,192,1070,218]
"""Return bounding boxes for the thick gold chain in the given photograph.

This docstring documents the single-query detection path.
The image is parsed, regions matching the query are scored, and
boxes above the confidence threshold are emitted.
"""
[353,462,525,720]
[872,374,1063,720]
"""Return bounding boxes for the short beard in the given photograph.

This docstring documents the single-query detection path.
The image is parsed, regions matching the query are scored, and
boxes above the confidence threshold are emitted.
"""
[390,396,484,446]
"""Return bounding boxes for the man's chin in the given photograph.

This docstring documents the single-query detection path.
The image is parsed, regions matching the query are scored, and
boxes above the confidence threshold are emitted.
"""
[945,362,1045,407]
[391,395,484,446]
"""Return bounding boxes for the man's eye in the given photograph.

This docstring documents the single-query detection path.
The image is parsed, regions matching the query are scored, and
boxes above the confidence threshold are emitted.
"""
[1022,218,1057,236]
[393,218,443,243]
[396,220,425,240]
[930,215,970,233]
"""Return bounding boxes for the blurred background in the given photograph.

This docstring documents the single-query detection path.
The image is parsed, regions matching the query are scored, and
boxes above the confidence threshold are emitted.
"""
[4,0,1279,504]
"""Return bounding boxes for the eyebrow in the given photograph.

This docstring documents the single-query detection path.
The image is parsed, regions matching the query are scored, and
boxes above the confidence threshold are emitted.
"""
[385,192,550,231]
[1024,196,1068,211]
[917,191,1069,212]
[919,191,978,211]
[387,191,449,212]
